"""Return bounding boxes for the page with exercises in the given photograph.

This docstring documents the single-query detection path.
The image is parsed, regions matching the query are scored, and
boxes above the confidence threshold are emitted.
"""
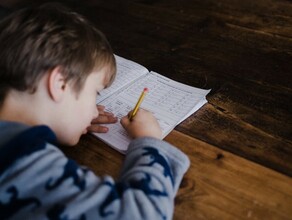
[96,55,149,103]
[94,70,210,153]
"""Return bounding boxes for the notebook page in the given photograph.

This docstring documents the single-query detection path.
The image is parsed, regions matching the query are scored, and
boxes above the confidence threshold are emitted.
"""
[179,97,208,123]
[93,71,210,153]
[96,55,149,103]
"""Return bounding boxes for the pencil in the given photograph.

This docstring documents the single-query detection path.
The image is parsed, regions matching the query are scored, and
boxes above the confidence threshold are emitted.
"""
[129,87,149,121]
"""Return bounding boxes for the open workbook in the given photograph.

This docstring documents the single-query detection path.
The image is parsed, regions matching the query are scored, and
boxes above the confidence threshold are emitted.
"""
[93,55,211,153]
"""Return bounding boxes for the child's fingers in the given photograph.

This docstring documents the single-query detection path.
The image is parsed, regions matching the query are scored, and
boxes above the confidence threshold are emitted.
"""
[92,115,117,124]
[87,125,109,133]
[96,105,115,117]
[120,116,130,128]
[97,105,105,111]
[127,110,133,118]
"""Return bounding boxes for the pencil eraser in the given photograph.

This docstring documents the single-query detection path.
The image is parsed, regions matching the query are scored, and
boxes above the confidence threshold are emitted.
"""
[144,87,149,92]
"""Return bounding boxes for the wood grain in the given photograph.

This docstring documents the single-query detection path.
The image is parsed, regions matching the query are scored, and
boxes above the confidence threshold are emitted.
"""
[165,131,292,220]
[60,131,292,220]
[76,0,292,176]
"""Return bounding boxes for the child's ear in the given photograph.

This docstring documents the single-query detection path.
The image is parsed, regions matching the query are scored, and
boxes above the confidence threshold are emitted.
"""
[48,66,67,102]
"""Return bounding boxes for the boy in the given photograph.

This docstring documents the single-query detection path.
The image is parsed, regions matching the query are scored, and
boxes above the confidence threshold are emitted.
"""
[0,3,190,220]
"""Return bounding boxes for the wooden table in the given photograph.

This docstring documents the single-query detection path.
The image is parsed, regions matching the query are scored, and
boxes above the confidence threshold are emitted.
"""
[3,0,292,219]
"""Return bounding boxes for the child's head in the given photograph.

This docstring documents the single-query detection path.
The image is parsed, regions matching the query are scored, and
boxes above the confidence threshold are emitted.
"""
[0,3,116,145]
[0,3,116,104]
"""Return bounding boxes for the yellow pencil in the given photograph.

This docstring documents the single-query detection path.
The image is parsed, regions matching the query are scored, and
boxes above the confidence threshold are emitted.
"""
[129,87,149,121]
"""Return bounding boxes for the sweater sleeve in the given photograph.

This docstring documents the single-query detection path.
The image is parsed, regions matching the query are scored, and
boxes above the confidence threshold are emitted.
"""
[0,136,189,220]
[117,137,190,219]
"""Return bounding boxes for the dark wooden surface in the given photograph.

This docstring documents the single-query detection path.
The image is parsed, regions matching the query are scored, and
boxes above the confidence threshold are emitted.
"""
[1,0,292,219]
[87,0,292,176]
[84,0,292,176]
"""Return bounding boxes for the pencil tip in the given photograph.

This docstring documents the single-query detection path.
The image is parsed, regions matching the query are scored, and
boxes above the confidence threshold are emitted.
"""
[144,87,149,92]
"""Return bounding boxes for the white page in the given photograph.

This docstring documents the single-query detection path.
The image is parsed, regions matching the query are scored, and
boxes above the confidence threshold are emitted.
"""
[93,71,210,153]
[96,55,148,103]
[178,97,208,123]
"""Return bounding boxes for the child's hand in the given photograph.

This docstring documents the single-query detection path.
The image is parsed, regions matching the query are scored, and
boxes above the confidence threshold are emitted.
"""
[87,105,118,133]
[120,109,162,139]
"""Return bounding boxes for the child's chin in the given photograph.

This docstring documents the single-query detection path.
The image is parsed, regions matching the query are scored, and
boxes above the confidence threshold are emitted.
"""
[63,136,80,146]
[60,131,85,146]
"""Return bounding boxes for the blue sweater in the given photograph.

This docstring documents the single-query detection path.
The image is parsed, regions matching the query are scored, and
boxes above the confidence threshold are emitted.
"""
[0,121,190,220]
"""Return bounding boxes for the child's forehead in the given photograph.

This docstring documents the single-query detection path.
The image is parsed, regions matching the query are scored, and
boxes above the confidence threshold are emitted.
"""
[89,64,115,87]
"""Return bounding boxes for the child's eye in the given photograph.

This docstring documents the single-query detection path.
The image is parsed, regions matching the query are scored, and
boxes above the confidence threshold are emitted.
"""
[97,91,101,96]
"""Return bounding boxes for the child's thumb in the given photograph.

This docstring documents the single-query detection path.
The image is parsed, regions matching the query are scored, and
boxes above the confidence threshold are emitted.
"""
[120,116,130,128]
